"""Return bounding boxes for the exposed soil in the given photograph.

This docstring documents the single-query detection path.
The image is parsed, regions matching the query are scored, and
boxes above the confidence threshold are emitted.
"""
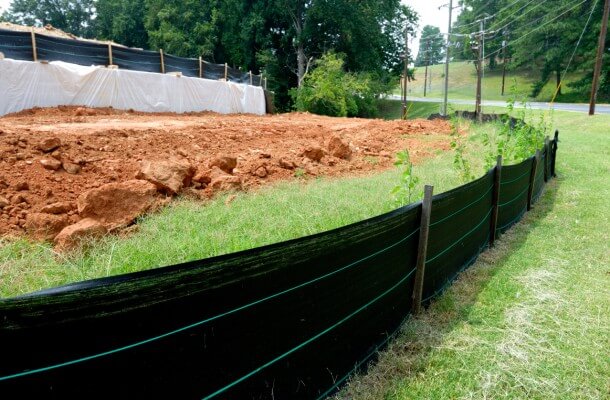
[0,106,452,243]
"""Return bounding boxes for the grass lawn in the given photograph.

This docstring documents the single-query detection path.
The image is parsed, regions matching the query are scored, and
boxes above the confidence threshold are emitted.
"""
[336,111,610,399]
[377,99,441,120]
[0,106,607,398]
[398,61,587,103]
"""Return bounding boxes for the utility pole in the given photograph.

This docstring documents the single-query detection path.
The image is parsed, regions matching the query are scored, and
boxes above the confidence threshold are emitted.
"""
[472,32,483,122]
[402,28,409,119]
[424,39,430,97]
[501,39,508,96]
[441,0,453,116]
[589,0,610,116]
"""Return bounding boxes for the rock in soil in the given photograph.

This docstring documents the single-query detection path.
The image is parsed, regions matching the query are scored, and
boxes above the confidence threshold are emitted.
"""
[62,161,81,175]
[38,137,61,153]
[54,218,107,250]
[209,156,238,174]
[136,159,195,195]
[40,158,62,171]
[40,201,76,215]
[327,135,352,159]
[209,167,242,191]
[77,180,157,230]
[24,212,70,241]
[302,146,324,162]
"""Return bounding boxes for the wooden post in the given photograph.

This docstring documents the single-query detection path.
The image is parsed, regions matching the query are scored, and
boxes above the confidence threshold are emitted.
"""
[527,150,540,211]
[589,0,610,115]
[199,57,203,78]
[249,70,253,85]
[159,49,165,74]
[552,130,559,178]
[412,185,433,315]
[30,29,38,62]
[264,77,268,90]
[108,44,113,66]
[224,63,228,81]
[543,137,550,182]
[489,155,502,247]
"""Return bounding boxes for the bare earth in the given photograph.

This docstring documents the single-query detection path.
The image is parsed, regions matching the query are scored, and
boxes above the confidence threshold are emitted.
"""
[0,107,452,239]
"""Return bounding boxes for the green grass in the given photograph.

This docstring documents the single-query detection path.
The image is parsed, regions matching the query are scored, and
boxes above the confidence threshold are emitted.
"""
[398,61,587,102]
[0,148,463,299]
[377,99,441,120]
[335,110,610,399]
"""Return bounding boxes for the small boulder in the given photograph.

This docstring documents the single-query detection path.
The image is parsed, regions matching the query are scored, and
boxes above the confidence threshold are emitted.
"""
[0,196,9,208]
[24,212,70,241]
[63,162,81,175]
[38,137,61,153]
[327,135,352,159]
[302,146,324,162]
[40,201,76,215]
[209,156,237,174]
[193,170,212,185]
[14,181,29,191]
[209,167,242,191]
[136,159,195,195]
[77,180,157,230]
[279,158,297,170]
[254,165,268,178]
[40,158,62,171]
[54,218,107,250]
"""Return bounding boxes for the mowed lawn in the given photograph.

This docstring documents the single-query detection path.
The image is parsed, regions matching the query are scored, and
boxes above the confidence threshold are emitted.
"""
[336,111,610,399]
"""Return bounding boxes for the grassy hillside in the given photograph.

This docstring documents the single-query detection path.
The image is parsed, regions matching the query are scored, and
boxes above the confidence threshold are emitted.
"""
[399,61,586,102]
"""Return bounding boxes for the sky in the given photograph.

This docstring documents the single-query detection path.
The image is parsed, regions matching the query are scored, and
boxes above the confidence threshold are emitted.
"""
[0,0,459,59]
[404,0,462,59]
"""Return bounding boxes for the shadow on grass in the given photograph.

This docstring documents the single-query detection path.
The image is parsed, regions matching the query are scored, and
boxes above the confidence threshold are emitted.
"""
[334,177,560,399]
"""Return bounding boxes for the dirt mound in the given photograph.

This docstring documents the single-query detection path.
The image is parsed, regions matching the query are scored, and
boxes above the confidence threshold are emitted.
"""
[0,107,452,247]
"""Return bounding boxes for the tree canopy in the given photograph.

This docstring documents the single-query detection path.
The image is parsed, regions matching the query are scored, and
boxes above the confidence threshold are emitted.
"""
[414,25,445,67]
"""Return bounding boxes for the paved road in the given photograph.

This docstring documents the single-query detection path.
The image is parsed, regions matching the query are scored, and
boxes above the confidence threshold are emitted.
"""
[388,95,610,115]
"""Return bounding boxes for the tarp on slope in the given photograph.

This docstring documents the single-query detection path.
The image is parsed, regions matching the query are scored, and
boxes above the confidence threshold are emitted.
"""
[0,58,266,116]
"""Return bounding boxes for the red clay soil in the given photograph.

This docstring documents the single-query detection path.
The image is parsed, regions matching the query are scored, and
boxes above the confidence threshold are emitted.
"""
[0,106,452,240]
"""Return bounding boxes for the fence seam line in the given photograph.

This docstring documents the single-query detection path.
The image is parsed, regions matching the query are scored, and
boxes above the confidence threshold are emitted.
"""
[429,184,493,227]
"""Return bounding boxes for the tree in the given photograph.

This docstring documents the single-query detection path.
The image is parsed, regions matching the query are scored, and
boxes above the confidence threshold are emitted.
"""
[2,0,95,37]
[95,0,148,48]
[414,25,445,67]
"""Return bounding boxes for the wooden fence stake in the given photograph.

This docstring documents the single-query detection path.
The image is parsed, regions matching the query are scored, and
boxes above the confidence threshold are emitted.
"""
[264,77,268,90]
[489,155,502,247]
[249,70,253,85]
[552,130,559,177]
[412,185,433,315]
[543,136,550,182]
[224,63,228,81]
[107,44,113,66]
[527,150,540,211]
[159,49,165,74]
[199,57,203,78]
[30,29,37,62]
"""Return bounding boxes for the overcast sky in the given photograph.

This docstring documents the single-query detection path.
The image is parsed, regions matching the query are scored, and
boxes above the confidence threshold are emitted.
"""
[0,0,459,58]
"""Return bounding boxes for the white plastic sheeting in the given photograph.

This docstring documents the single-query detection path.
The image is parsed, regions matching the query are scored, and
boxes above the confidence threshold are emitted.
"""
[0,58,266,116]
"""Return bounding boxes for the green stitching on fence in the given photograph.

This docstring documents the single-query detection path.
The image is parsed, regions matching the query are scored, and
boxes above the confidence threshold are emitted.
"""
[429,185,493,227]
[500,169,531,186]
[499,186,529,207]
[426,207,493,263]
[202,267,418,400]
[0,226,420,382]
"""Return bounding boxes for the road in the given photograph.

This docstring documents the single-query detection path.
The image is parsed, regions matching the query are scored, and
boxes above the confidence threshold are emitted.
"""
[387,95,610,115]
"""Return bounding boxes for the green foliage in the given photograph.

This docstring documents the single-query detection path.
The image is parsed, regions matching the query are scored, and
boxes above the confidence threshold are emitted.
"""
[414,25,445,67]
[290,53,377,118]
[391,149,420,206]
[450,116,474,183]
[2,0,96,37]
[96,0,148,48]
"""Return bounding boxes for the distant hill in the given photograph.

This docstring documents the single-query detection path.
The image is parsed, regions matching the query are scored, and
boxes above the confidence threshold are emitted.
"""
[400,61,587,103]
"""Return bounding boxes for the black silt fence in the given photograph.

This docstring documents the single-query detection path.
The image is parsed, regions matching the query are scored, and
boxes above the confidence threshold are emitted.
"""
[0,127,559,399]
[0,30,262,86]
[34,34,108,66]
[111,46,162,73]
[0,29,33,60]
[163,53,200,77]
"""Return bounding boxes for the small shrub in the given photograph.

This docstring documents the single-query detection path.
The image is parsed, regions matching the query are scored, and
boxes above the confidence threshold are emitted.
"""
[391,149,419,206]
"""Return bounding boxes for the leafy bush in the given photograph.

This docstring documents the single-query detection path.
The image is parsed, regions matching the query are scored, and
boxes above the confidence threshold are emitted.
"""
[291,53,381,118]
